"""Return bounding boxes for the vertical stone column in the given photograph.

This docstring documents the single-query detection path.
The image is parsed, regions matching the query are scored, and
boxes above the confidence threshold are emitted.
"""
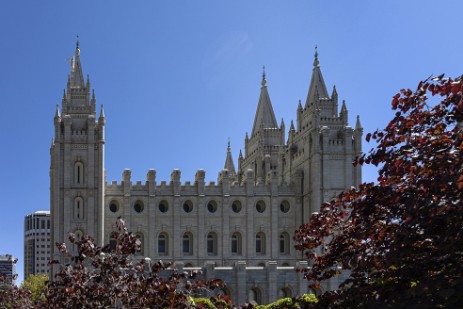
[266,261,278,303]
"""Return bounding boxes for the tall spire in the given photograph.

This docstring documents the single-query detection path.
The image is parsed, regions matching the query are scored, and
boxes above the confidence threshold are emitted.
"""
[305,46,329,107]
[251,67,278,136]
[224,140,236,175]
[68,35,85,89]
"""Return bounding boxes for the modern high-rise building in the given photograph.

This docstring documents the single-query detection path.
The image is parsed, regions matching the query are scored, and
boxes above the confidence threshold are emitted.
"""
[0,254,16,286]
[24,211,51,279]
[50,40,362,304]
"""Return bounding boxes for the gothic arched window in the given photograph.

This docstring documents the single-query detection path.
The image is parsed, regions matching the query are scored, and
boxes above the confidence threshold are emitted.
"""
[74,197,84,220]
[183,232,193,255]
[74,161,84,185]
[256,232,266,255]
[279,232,290,255]
[207,232,217,256]
[158,233,168,256]
[231,232,242,255]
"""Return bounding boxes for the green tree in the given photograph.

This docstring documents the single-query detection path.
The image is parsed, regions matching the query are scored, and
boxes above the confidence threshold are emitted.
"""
[20,274,48,303]
[294,74,463,308]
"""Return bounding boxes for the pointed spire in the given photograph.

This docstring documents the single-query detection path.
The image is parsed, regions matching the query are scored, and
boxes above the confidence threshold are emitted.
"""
[239,149,243,159]
[99,104,105,119]
[290,120,295,131]
[306,46,329,107]
[331,85,337,98]
[224,140,236,175]
[297,99,303,111]
[355,115,363,130]
[280,118,285,129]
[313,45,320,68]
[251,68,278,136]
[341,100,347,112]
[68,35,85,89]
[55,104,61,118]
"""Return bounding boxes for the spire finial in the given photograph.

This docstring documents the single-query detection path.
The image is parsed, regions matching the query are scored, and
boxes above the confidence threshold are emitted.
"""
[261,65,267,86]
[313,45,319,67]
[75,34,81,57]
[227,138,231,151]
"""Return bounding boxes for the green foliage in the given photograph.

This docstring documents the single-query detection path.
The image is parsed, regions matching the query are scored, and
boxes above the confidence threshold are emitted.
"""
[252,294,318,308]
[193,297,217,308]
[20,274,48,302]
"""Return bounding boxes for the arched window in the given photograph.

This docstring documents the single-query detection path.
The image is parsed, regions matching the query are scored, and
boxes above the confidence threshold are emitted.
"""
[74,161,84,184]
[183,232,193,255]
[158,233,168,256]
[248,287,262,304]
[256,232,265,255]
[279,232,290,255]
[74,197,84,220]
[207,232,217,256]
[109,232,117,251]
[231,232,242,255]
[278,287,292,298]
[73,230,83,252]
[135,232,144,255]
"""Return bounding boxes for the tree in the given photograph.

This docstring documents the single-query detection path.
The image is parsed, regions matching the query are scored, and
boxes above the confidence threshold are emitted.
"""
[294,75,463,308]
[20,274,48,303]
[45,217,228,308]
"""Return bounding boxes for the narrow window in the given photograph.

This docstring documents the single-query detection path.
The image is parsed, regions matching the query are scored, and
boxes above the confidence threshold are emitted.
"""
[183,233,192,255]
[158,234,168,255]
[256,233,265,254]
[207,233,217,255]
[74,162,84,184]
[231,232,242,255]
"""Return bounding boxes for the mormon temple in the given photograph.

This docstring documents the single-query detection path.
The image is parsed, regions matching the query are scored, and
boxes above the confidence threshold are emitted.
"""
[50,40,363,305]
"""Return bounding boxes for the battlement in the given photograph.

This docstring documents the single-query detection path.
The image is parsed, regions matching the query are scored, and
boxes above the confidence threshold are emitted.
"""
[105,167,295,196]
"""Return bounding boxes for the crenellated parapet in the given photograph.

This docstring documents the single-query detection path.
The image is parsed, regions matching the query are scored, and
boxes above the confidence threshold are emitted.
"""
[105,167,296,197]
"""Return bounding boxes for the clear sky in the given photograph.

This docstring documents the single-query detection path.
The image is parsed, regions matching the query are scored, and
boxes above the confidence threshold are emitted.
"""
[0,1,461,283]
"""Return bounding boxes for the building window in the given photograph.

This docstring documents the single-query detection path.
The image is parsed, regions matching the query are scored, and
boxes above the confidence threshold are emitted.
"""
[73,230,83,252]
[158,200,169,213]
[280,232,290,255]
[158,233,168,255]
[109,201,119,213]
[231,232,242,255]
[280,200,290,213]
[278,287,292,298]
[74,161,84,184]
[74,197,84,220]
[183,233,193,255]
[134,200,144,213]
[135,232,144,255]
[109,232,117,251]
[207,232,217,256]
[256,200,266,213]
[207,200,217,213]
[256,232,265,254]
[248,287,262,304]
[231,200,242,213]
[183,200,193,213]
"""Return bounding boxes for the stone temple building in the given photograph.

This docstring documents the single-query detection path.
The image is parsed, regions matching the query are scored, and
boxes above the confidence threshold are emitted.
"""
[50,40,363,305]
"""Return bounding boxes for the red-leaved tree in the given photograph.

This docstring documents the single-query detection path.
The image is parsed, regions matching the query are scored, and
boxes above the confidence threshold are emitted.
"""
[294,74,463,308]
[45,217,228,308]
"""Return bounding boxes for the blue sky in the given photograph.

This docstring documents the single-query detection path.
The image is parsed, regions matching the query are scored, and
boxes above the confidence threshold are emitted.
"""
[0,1,461,283]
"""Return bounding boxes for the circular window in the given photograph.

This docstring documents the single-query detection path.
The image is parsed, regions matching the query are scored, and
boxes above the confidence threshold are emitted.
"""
[207,200,217,213]
[158,201,168,213]
[231,200,242,213]
[183,200,193,213]
[109,201,119,213]
[256,200,266,213]
[134,201,144,213]
[280,201,290,213]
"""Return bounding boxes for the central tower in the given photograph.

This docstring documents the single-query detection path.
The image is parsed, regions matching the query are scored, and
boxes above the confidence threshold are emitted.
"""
[50,39,106,264]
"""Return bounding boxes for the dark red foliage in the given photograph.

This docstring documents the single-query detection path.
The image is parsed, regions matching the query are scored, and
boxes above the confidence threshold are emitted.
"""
[295,75,463,308]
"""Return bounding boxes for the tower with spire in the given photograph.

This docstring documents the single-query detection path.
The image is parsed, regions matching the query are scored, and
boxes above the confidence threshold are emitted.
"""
[50,37,106,267]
